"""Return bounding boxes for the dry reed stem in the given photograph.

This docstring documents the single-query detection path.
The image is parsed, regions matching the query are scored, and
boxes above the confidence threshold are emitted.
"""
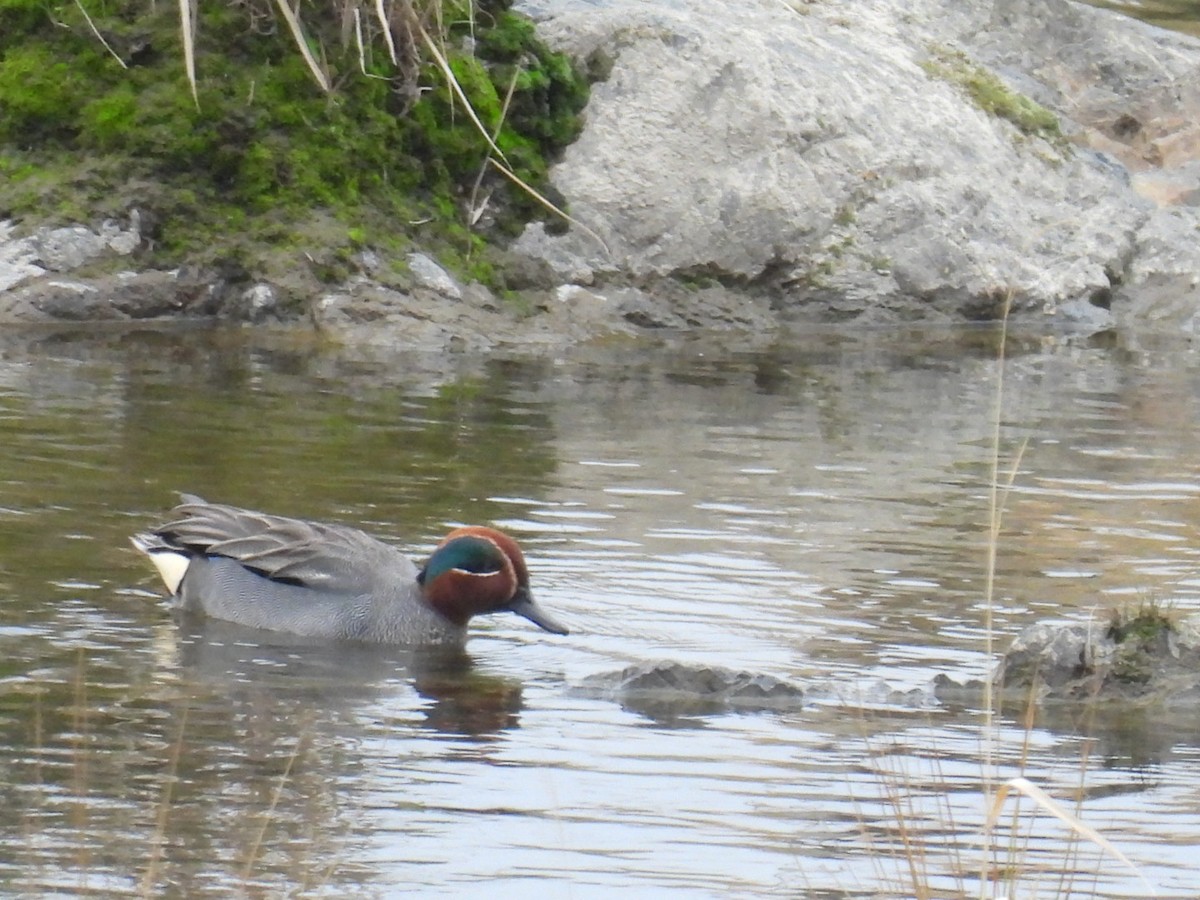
[240,718,313,883]
[979,291,1014,895]
[987,777,1155,894]
[976,291,1149,898]
[883,762,930,899]
[178,0,197,105]
[273,0,331,92]
[375,0,398,64]
[354,9,367,74]
[418,24,508,164]
[466,64,521,228]
[488,158,611,255]
[140,706,189,897]
[75,0,127,68]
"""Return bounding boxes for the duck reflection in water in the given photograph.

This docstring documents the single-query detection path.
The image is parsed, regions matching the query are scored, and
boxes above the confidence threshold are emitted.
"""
[164,614,527,740]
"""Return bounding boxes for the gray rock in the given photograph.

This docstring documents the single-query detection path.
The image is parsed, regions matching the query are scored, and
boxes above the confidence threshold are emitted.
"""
[235,283,280,322]
[27,217,141,271]
[5,0,1200,335]
[0,221,47,292]
[28,225,111,272]
[961,0,1200,171]
[574,661,955,724]
[406,252,463,301]
[574,661,806,722]
[995,611,1200,703]
[28,279,113,320]
[0,267,241,322]
[312,280,509,350]
[996,621,1107,692]
[106,270,191,318]
[0,216,142,296]
[513,0,1200,328]
[1112,205,1200,332]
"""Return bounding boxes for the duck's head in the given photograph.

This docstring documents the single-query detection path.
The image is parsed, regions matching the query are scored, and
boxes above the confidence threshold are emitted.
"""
[418,526,569,635]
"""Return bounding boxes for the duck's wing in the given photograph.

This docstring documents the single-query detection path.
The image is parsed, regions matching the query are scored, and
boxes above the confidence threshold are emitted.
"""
[147,498,415,595]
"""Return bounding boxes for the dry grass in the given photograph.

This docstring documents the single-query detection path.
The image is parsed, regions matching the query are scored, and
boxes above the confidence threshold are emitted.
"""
[140,706,188,897]
[854,294,1154,899]
[973,298,1146,897]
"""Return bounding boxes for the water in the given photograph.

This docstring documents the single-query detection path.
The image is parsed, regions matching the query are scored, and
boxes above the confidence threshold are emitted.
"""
[2,323,1200,897]
[1086,0,1200,36]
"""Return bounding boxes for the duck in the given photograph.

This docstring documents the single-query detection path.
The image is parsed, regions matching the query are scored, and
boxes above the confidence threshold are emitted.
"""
[130,495,569,645]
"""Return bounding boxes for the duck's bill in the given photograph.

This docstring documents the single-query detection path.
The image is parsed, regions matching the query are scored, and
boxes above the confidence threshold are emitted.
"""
[508,588,569,635]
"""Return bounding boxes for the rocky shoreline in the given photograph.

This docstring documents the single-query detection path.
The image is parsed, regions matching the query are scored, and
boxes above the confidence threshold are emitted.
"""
[3,0,1200,345]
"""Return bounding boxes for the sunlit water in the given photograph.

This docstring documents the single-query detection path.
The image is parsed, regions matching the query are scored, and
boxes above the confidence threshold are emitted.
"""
[2,324,1200,897]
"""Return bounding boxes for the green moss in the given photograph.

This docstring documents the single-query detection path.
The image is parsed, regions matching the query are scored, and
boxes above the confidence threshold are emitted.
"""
[1106,601,1178,685]
[0,0,590,288]
[922,48,1062,145]
[0,0,49,35]
[80,86,140,150]
[1107,602,1177,645]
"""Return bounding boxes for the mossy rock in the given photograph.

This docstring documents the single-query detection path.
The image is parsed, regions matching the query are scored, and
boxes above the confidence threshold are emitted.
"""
[1106,605,1179,686]
[998,606,1200,703]
[921,48,1063,147]
[0,0,590,288]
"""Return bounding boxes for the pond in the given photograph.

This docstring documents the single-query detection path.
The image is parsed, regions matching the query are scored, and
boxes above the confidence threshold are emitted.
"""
[1,323,1199,898]
[1086,0,1200,36]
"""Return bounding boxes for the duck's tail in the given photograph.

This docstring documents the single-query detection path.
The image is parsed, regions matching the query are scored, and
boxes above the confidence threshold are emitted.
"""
[130,532,191,595]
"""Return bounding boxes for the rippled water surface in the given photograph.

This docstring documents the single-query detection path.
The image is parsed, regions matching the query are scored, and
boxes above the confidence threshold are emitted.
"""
[3,324,1200,898]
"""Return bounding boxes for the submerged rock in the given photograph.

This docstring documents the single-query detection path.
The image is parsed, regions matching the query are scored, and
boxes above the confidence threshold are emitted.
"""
[575,662,945,724]
[578,611,1200,727]
[574,662,806,722]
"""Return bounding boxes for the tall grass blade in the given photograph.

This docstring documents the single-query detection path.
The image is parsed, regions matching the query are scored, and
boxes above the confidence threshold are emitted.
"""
[488,157,611,255]
[467,64,521,228]
[76,0,128,68]
[178,0,198,106]
[241,719,312,883]
[987,777,1156,894]
[978,292,1012,897]
[354,8,367,75]
[374,0,398,65]
[418,24,507,164]
[141,706,189,897]
[273,0,331,92]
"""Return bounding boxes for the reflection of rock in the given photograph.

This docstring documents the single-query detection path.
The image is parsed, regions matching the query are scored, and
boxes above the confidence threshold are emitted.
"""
[577,663,952,725]
[805,679,939,712]
[933,671,1200,767]
[574,662,806,724]
[934,611,1200,766]
[994,609,1200,704]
